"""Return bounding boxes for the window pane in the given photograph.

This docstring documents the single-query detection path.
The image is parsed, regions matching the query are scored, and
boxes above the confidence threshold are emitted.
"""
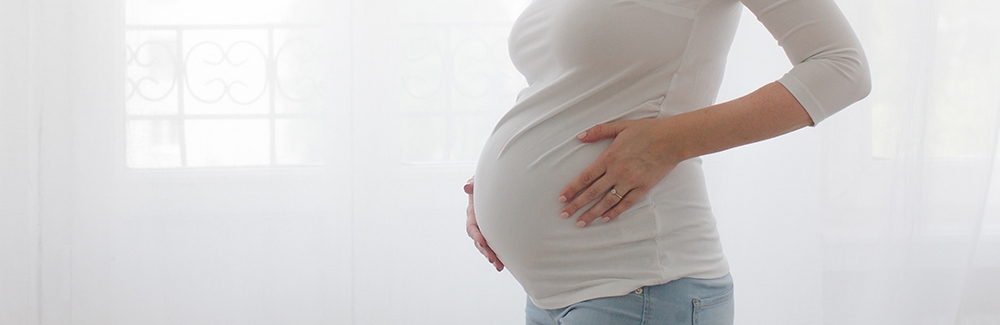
[126,30,180,116]
[274,28,326,115]
[182,29,271,116]
[398,0,530,164]
[185,119,271,167]
[127,120,183,168]
[276,119,323,166]
[125,0,335,169]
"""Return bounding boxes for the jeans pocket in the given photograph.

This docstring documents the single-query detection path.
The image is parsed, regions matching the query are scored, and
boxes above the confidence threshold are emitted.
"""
[691,284,734,325]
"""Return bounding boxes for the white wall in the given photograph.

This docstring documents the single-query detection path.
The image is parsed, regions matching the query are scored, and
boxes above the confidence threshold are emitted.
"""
[0,1,38,323]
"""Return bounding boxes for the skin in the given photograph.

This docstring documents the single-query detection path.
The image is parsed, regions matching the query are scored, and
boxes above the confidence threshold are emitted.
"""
[466,81,812,270]
[465,177,504,271]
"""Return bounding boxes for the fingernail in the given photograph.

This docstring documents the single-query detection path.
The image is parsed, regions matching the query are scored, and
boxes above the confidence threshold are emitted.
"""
[558,196,567,203]
[560,212,569,219]
[576,220,586,228]
[602,217,610,223]
[577,131,587,139]
[475,242,483,249]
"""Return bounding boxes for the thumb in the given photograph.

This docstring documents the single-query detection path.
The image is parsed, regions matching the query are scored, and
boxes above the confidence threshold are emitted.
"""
[464,179,474,195]
[577,121,628,143]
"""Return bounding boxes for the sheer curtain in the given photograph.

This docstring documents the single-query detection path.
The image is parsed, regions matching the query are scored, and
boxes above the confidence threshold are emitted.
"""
[1,0,997,324]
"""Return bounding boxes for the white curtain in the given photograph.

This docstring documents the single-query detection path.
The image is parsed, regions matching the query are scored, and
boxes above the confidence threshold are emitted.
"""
[1,0,997,324]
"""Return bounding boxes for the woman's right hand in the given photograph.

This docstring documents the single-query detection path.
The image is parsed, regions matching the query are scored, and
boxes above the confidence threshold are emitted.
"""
[465,177,504,272]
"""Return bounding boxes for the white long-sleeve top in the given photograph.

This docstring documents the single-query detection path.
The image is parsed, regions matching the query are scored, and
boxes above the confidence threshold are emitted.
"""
[474,0,870,309]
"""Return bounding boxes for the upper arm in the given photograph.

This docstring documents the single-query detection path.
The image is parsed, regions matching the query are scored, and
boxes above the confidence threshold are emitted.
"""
[740,0,872,124]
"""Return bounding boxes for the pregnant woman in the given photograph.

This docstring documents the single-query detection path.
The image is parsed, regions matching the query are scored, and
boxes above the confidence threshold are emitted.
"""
[464,0,870,323]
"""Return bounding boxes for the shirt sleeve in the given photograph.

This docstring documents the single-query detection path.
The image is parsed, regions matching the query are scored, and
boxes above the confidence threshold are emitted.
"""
[740,0,872,125]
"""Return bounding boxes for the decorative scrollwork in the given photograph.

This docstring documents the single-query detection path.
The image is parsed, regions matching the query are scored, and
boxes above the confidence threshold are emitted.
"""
[397,23,529,163]
[399,24,524,106]
[124,24,326,168]
[126,40,178,102]
[451,36,496,98]
[274,37,322,103]
[184,40,269,105]
[401,31,446,100]
[125,25,324,110]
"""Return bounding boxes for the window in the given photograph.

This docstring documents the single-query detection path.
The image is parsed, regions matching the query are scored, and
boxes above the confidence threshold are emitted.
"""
[397,1,530,164]
[125,0,330,169]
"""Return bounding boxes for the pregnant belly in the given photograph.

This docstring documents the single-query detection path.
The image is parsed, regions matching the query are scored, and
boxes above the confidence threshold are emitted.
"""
[473,135,613,263]
[472,100,667,297]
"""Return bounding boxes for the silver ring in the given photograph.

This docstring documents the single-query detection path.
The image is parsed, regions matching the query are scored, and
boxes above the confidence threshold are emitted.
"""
[610,188,624,200]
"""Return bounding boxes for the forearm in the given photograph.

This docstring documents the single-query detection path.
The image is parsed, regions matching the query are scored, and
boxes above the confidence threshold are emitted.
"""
[660,81,813,163]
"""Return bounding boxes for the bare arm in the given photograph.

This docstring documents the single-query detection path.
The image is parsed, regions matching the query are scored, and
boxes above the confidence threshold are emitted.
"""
[654,81,813,163]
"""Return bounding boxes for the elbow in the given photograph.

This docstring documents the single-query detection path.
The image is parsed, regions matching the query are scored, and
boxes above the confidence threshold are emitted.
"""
[819,46,872,106]
[852,53,872,103]
[840,45,872,103]
[784,46,872,125]
[857,77,872,103]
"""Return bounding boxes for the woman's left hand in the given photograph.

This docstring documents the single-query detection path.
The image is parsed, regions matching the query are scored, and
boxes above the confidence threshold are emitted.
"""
[559,82,816,228]
[558,117,686,228]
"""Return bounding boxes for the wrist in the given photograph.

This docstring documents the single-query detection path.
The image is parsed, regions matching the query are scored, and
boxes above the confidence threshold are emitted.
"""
[652,116,697,165]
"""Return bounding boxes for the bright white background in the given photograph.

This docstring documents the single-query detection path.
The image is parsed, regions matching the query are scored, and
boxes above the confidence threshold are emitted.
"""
[1,0,998,324]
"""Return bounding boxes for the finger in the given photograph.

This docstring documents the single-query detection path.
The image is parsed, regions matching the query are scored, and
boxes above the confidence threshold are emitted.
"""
[600,187,643,223]
[481,243,503,271]
[464,178,474,195]
[467,193,475,217]
[482,244,501,266]
[576,187,626,228]
[558,160,607,205]
[467,225,496,258]
[467,223,484,241]
[473,234,504,271]
[561,174,615,221]
[576,121,628,143]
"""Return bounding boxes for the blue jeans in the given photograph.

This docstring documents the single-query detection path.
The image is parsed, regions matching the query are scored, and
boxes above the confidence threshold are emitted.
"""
[525,274,734,325]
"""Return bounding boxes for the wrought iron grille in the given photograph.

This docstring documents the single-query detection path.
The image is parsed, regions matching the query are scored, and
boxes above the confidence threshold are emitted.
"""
[398,22,526,164]
[125,24,325,169]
